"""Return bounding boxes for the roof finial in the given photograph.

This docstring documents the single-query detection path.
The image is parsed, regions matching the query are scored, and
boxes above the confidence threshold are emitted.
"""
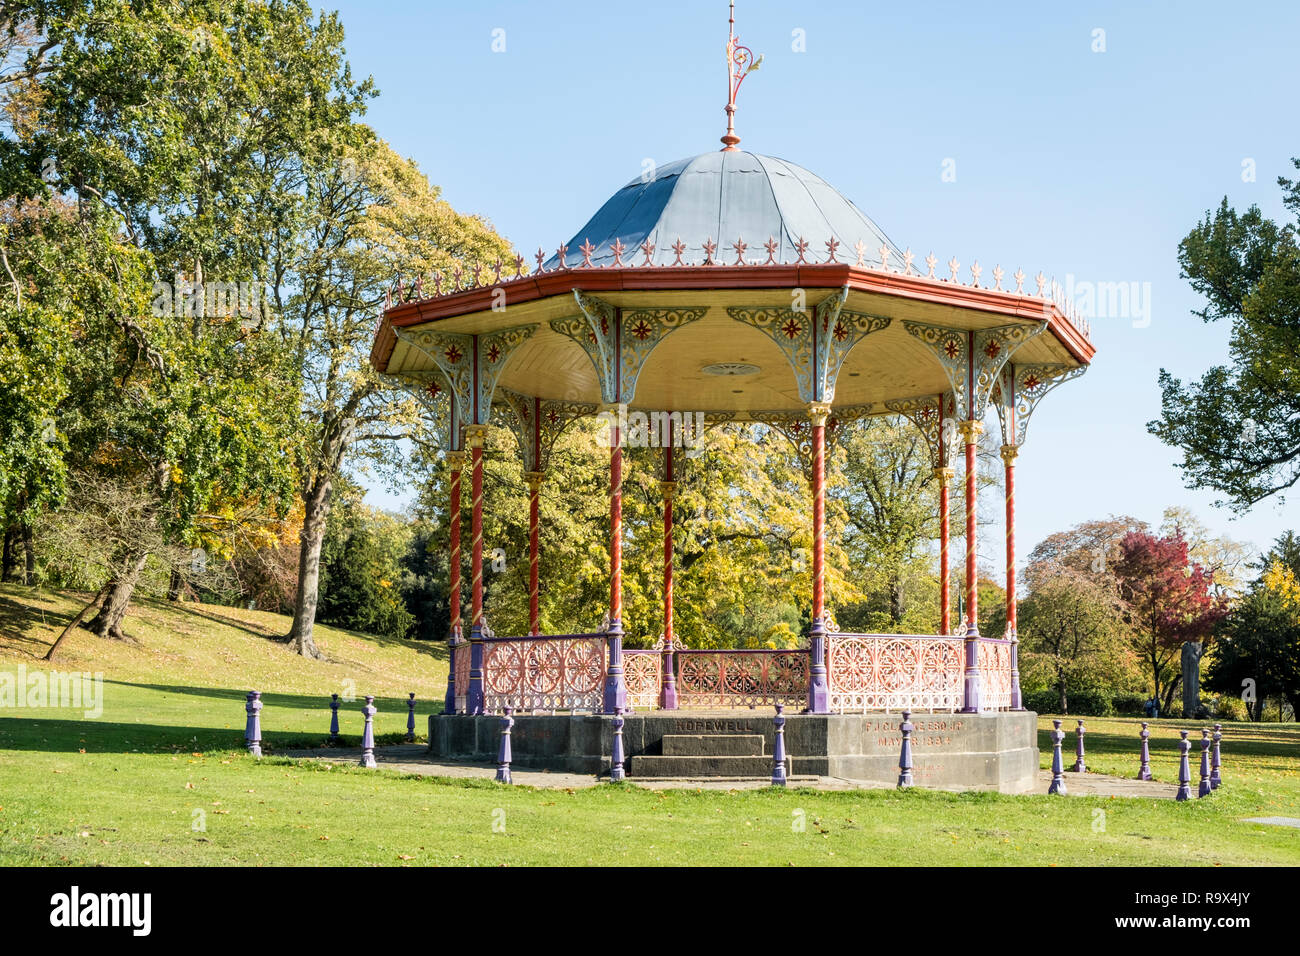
[722,1,762,150]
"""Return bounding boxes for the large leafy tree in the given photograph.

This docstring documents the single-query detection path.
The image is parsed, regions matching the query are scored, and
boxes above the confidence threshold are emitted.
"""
[3,0,365,638]
[1150,160,1300,509]
[274,136,516,658]
[1113,530,1228,714]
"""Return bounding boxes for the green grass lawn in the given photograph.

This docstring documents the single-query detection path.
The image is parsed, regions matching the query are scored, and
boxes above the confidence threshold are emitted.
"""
[2,584,1298,866]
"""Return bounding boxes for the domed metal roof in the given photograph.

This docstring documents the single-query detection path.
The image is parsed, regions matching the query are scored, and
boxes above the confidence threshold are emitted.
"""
[546,150,905,269]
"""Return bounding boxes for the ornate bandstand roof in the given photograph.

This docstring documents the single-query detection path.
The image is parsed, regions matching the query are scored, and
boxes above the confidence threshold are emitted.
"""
[370,8,1094,427]
[544,150,904,271]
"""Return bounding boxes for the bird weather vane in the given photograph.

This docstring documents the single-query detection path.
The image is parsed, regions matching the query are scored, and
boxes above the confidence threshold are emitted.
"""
[721,1,762,150]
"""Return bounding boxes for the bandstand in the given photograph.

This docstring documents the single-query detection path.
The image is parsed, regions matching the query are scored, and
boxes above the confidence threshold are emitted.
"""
[370,10,1094,790]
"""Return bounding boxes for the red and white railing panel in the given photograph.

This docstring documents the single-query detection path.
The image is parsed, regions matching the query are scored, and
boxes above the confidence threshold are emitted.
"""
[977,638,1014,711]
[482,633,607,713]
[674,649,807,709]
[826,633,964,713]
[624,649,662,711]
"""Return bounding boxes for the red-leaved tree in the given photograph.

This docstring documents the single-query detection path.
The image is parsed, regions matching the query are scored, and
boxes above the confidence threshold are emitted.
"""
[1113,531,1228,714]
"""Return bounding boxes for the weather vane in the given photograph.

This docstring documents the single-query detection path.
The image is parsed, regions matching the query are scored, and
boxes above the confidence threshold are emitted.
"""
[721,0,762,150]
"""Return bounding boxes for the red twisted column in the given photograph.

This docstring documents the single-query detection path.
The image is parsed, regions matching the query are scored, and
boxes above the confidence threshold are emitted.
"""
[1002,443,1023,708]
[935,466,953,635]
[443,451,466,714]
[660,474,679,709]
[465,425,488,715]
[959,419,983,712]
[602,405,627,714]
[807,402,831,713]
[524,471,543,636]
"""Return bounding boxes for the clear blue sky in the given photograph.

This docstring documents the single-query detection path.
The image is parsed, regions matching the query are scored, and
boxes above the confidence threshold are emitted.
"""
[337,0,1300,565]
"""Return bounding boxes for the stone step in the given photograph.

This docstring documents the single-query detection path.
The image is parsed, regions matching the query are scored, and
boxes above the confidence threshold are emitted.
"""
[661,734,766,757]
[629,755,793,778]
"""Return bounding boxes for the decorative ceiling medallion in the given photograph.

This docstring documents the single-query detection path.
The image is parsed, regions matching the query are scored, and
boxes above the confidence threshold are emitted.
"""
[702,362,761,376]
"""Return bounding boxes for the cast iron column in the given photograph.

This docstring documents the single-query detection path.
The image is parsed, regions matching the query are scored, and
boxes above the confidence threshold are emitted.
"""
[807,402,831,714]
[444,450,465,714]
[935,465,953,635]
[660,463,679,710]
[602,405,628,714]
[524,470,543,636]
[959,419,982,713]
[1002,443,1023,709]
[466,425,488,715]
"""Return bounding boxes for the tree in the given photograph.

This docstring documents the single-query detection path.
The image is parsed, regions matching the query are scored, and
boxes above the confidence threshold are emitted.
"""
[1017,559,1131,712]
[1150,160,1300,510]
[1207,534,1300,720]
[274,137,516,658]
[1113,530,1228,715]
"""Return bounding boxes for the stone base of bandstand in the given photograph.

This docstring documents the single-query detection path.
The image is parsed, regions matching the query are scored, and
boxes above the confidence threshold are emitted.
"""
[428,710,1039,793]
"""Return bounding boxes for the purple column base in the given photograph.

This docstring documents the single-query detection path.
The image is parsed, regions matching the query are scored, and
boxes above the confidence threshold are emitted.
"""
[659,646,678,710]
[1009,638,1024,710]
[961,629,981,714]
[806,622,829,714]
[466,627,486,716]
[443,637,458,715]
[602,625,628,716]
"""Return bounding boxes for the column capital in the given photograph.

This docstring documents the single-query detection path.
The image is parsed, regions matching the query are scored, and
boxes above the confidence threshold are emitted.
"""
[465,424,490,448]
[658,479,678,499]
[957,419,984,443]
[1000,444,1020,467]
[523,470,545,491]
[445,450,468,469]
[932,465,955,484]
[808,401,833,426]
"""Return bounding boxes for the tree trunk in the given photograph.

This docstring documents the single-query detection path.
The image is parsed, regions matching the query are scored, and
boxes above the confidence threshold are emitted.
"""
[167,568,183,602]
[1161,673,1181,717]
[83,551,149,640]
[284,477,330,659]
[1,526,15,583]
[21,521,34,584]
[888,576,904,626]
[44,584,110,661]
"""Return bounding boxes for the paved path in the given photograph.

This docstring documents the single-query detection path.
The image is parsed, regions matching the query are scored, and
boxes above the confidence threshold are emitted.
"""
[276,744,1181,798]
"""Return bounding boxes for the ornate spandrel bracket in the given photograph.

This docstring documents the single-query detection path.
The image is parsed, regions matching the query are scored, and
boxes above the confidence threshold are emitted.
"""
[619,305,708,401]
[392,323,536,426]
[729,286,890,403]
[381,370,462,452]
[476,324,538,423]
[902,320,1046,421]
[993,363,1087,449]
[885,392,959,470]
[550,291,706,404]
[393,326,475,428]
[748,403,878,482]
[494,386,598,473]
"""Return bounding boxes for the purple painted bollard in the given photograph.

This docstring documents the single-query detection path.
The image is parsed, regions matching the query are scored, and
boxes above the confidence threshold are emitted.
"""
[1197,729,1212,798]
[609,709,626,782]
[1137,722,1152,781]
[244,691,263,758]
[406,693,416,743]
[359,695,377,769]
[1210,723,1222,789]
[771,704,787,787]
[1048,719,1067,795]
[328,693,340,745]
[495,706,514,784]
[1175,730,1192,801]
[1072,719,1086,773]
[897,710,914,789]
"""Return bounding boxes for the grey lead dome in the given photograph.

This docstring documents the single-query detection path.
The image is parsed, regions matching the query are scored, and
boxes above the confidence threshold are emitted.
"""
[547,150,905,270]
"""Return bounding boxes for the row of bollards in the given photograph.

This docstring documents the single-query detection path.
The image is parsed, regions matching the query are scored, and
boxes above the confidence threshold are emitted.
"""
[1044,718,1225,798]
[243,691,422,769]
